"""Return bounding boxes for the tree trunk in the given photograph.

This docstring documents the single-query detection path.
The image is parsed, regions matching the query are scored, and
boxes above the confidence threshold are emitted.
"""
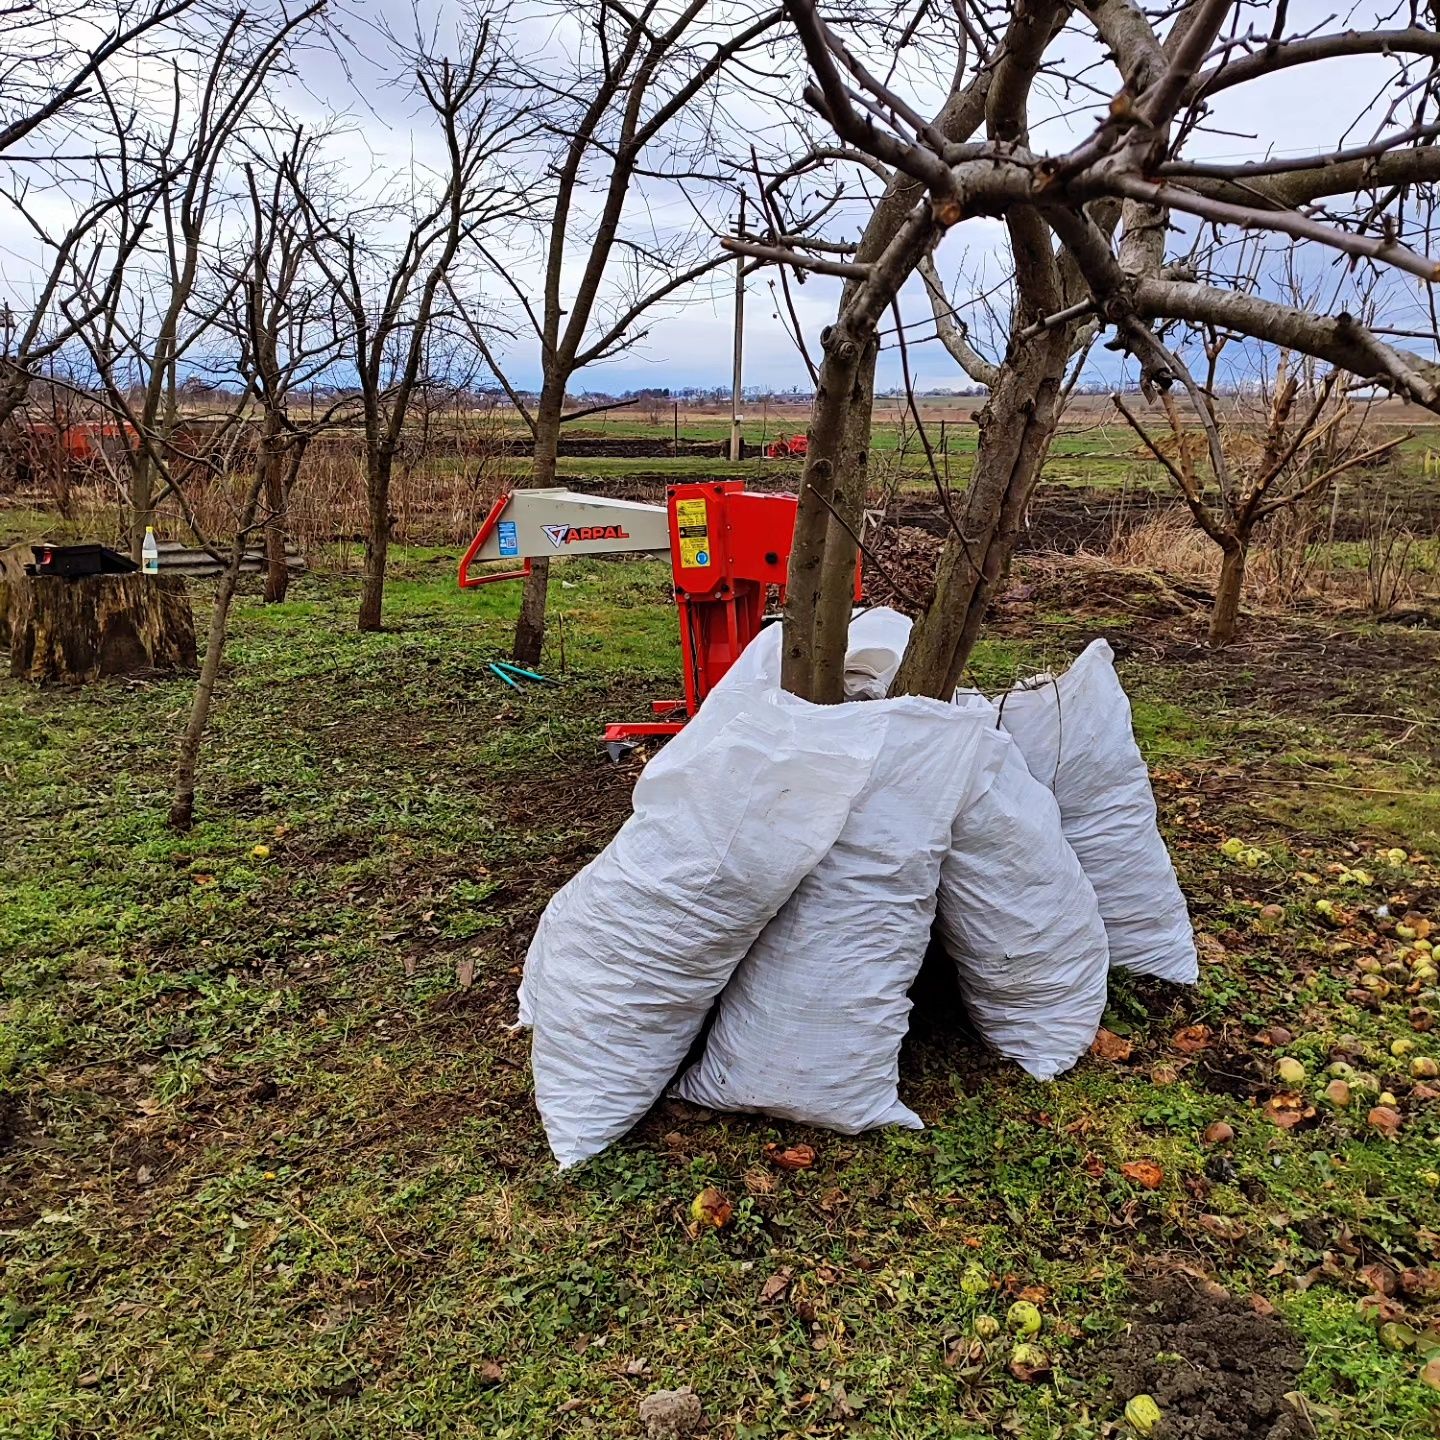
[261,429,289,604]
[892,329,1072,697]
[779,332,867,701]
[1209,538,1247,648]
[128,456,155,562]
[170,480,264,830]
[357,447,393,632]
[512,380,565,666]
[8,573,196,683]
[809,335,878,698]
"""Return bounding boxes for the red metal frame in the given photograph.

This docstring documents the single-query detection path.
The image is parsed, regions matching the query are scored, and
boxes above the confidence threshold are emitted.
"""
[457,490,531,589]
[458,481,861,746]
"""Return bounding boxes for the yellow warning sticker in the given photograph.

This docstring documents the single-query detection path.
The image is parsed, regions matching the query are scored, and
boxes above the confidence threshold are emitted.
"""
[675,498,711,567]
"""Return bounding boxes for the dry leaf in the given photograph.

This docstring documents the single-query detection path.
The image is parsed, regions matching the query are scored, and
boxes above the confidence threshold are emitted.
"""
[1399,1267,1440,1301]
[1090,1028,1134,1062]
[1198,1214,1247,1243]
[1172,1024,1211,1053]
[759,1271,792,1305]
[1360,1262,1398,1296]
[1083,1151,1106,1178]
[1263,1092,1315,1129]
[827,1382,859,1420]
[477,1360,504,1385]
[455,957,475,989]
[1196,933,1228,965]
[764,1143,816,1171]
[1121,1159,1165,1190]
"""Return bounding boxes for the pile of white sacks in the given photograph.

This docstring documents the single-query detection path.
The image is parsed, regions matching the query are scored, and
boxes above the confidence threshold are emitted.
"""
[518,608,1197,1169]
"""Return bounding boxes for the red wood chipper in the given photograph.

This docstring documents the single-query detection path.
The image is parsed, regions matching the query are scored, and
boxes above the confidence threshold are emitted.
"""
[458,481,859,748]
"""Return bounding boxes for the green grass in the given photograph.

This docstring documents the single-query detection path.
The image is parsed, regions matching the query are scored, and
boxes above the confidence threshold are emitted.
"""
[3,551,1440,1437]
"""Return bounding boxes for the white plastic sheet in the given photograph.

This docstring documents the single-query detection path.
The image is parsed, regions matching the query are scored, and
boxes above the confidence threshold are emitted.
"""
[519,683,885,1168]
[938,736,1111,1080]
[980,639,1197,983]
[676,699,1001,1133]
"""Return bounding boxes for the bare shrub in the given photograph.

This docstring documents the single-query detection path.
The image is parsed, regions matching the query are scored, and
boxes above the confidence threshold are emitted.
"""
[1361,490,1422,615]
[1101,507,1371,613]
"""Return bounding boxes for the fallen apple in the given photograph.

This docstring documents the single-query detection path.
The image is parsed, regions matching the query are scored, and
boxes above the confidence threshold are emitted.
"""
[689,1187,733,1229]
[1007,1342,1050,1382]
[960,1264,991,1298]
[1124,1394,1163,1435]
[1276,1057,1306,1086]
[1007,1300,1042,1337]
[1368,1105,1403,1139]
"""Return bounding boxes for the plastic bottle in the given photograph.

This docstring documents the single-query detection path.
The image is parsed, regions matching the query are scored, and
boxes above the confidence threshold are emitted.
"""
[142,526,159,575]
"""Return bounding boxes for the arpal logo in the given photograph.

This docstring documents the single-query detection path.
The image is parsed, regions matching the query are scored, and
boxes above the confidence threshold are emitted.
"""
[541,523,632,548]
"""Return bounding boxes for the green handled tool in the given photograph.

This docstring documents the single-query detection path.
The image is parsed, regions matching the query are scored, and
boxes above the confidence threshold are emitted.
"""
[488,661,558,690]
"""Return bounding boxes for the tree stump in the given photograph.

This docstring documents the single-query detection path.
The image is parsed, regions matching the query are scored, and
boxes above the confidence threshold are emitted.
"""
[6,573,197,683]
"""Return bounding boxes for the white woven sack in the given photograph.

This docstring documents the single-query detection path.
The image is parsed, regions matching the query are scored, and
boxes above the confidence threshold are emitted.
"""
[520,683,885,1168]
[713,606,913,700]
[987,639,1197,983]
[938,735,1110,1080]
[675,699,1001,1134]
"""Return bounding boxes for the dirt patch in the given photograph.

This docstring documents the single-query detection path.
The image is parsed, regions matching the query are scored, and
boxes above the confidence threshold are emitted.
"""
[1092,1280,1304,1439]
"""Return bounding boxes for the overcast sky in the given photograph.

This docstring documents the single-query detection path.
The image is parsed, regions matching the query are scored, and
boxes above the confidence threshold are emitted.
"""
[4,1,1434,396]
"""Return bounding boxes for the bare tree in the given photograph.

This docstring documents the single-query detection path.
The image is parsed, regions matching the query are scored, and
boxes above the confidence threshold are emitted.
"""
[0,0,199,430]
[304,14,531,632]
[0,0,197,156]
[460,0,784,666]
[169,128,351,830]
[1114,360,1403,646]
[65,2,325,559]
[734,0,1440,701]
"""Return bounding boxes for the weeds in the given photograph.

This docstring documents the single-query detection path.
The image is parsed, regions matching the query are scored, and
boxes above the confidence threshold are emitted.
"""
[3,555,1440,1437]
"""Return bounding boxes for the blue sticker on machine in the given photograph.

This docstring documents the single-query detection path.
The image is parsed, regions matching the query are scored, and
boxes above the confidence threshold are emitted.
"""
[497,520,519,557]
[695,550,709,566]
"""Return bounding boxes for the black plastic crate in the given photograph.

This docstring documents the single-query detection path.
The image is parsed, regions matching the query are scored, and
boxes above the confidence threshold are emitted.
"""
[30,543,139,579]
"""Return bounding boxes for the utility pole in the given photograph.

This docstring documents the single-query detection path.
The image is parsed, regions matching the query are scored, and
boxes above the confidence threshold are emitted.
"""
[729,192,745,463]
